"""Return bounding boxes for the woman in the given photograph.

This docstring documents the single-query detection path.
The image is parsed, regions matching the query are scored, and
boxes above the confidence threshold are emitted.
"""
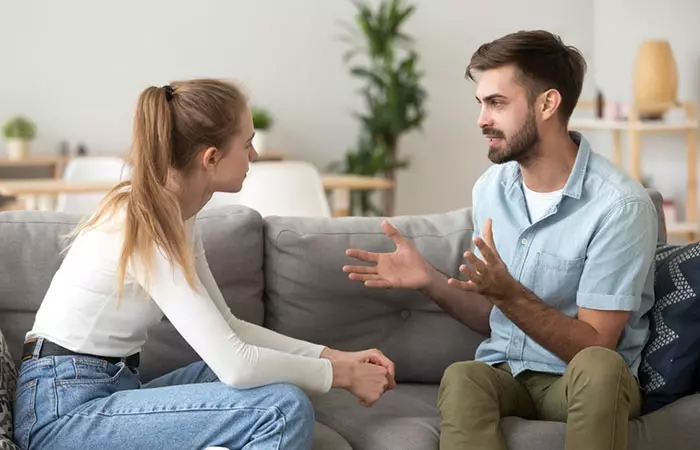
[13,79,395,450]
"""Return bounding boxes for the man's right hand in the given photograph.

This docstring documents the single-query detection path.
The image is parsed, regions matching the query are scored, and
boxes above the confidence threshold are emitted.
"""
[343,220,434,290]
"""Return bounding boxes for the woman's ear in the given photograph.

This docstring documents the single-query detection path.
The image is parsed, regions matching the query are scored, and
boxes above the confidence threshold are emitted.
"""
[200,147,220,170]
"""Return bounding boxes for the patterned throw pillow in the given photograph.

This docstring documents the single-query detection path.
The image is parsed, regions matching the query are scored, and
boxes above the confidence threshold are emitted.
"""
[0,328,19,450]
[639,243,700,414]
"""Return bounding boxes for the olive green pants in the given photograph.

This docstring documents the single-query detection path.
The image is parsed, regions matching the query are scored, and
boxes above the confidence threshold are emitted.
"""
[437,347,642,450]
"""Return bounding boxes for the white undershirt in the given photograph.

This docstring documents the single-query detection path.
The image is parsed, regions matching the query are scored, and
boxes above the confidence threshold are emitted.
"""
[27,209,333,394]
[523,183,564,223]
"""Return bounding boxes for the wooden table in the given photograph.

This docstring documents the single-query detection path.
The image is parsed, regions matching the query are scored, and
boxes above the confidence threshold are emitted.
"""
[0,151,287,178]
[569,101,699,241]
[0,174,393,217]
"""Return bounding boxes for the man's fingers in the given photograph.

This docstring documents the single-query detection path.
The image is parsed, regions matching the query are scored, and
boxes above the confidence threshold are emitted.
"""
[463,251,486,274]
[458,263,479,282]
[482,218,494,247]
[348,273,382,282]
[381,220,405,245]
[364,280,392,289]
[473,238,499,265]
[346,248,380,263]
[343,264,378,274]
[447,277,478,292]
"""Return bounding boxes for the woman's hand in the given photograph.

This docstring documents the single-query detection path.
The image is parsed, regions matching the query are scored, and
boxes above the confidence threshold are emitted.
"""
[322,347,397,406]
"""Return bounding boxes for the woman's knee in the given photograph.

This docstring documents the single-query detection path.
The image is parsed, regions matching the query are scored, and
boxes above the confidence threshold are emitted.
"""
[273,383,315,423]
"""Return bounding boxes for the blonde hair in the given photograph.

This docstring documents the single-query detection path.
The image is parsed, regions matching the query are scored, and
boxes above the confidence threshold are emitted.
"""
[70,78,248,298]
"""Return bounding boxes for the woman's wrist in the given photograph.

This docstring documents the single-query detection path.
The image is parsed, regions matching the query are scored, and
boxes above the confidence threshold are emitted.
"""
[329,358,353,389]
[320,347,343,360]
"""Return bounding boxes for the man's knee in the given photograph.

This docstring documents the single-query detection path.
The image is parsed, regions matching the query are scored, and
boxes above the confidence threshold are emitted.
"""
[439,361,497,403]
[568,346,628,385]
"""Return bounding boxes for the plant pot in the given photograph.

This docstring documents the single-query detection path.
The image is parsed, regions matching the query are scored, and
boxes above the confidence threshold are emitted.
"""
[633,40,678,120]
[6,139,30,160]
[253,130,268,155]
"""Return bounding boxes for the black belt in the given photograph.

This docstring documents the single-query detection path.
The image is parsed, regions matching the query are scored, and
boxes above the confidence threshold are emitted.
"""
[22,339,140,368]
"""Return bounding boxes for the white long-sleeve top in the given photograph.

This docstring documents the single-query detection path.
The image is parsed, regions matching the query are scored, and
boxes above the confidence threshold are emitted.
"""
[27,210,333,394]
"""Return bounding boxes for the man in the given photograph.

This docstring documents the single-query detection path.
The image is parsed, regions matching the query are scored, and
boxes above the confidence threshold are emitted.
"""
[342,30,658,450]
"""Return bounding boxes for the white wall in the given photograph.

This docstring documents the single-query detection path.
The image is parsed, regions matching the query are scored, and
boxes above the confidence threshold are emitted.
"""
[592,0,700,218]
[0,0,595,215]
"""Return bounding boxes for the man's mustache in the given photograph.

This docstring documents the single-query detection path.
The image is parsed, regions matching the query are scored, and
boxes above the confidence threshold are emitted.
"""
[482,128,505,138]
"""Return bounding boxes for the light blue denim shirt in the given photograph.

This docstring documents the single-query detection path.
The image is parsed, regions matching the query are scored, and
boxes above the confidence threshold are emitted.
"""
[473,131,658,378]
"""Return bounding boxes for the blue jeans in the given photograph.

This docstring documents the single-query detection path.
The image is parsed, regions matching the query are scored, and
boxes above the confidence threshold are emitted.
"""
[13,338,316,450]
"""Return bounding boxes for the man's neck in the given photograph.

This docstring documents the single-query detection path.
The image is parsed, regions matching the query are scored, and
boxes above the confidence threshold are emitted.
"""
[520,131,578,193]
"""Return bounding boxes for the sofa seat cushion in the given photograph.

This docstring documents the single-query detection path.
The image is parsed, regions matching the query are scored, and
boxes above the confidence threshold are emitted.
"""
[312,421,352,450]
[263,209,487,384]
[312,384,441,450]
[313,385,700,450]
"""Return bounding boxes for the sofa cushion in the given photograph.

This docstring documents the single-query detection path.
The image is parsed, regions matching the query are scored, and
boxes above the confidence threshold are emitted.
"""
[0,206,265,382]
[312,384,441,450]
[639,242,700,414]
[312,384,700,450]
[263,209,486,384]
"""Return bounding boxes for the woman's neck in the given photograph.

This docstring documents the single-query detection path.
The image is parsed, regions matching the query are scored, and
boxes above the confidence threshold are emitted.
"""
[165,172,213,220]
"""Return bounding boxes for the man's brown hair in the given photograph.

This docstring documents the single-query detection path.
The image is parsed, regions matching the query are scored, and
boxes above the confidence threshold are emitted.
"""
[467,30,587,122]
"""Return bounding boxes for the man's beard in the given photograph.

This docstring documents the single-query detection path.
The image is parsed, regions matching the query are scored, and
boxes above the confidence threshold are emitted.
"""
[485,108,540,165]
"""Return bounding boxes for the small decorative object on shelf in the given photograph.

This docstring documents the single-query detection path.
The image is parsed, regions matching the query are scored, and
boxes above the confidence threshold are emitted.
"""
[633,39,678,121]
[595,89,605,119]
[58,140,70,157]
[2,115,36,160]
[251,107,273,155]
[662,199,678,225]
[76,143,88,156]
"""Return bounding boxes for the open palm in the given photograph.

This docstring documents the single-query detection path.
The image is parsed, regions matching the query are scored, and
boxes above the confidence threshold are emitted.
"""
[343,220,432,290]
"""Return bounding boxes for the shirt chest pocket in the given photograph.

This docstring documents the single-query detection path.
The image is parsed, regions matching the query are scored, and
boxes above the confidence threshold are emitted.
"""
[532,251,585,308]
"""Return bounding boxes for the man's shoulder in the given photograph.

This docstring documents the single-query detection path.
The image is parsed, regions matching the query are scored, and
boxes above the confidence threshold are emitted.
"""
[585,152,655,210]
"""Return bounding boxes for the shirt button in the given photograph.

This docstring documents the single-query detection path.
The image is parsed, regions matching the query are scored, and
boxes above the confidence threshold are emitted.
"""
[521,238,527,245]
[513,337,520,345]
[400,310,411,320]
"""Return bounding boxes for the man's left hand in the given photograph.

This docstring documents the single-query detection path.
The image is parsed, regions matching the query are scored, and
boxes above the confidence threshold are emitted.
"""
[448,218,519,302]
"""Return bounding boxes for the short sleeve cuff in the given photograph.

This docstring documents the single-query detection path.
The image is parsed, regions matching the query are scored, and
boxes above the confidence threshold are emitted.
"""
[577,292,640,311]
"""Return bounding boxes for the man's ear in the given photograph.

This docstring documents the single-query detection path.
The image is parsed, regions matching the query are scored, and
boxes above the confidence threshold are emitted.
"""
[540,89,562,121]
[201,147,219,170]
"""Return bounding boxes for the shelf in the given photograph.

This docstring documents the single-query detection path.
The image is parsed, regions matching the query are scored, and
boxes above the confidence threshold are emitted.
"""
[569,118,698,133]
[666,222,700,237]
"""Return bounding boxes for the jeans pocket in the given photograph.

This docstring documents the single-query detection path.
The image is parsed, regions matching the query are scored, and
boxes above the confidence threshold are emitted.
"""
[54,360,130,418]
[13,379,38,450]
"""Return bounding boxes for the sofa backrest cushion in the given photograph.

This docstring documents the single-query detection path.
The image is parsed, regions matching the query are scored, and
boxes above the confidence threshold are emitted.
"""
[0,206,264,382]
[263,208,487,384]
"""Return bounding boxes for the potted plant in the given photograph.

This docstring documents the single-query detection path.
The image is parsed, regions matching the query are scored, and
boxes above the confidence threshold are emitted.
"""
[252,107,274,154]
[3,116,36,160]
[332,0,427,216]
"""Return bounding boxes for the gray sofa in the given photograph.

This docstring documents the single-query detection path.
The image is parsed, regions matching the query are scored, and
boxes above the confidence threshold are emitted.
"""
[1,192,698,449]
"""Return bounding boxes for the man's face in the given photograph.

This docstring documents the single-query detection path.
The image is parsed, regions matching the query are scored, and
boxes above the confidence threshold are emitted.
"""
[474,65,540,164]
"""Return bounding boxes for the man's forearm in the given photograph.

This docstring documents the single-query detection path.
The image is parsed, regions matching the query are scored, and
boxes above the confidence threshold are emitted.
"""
[421,271,492,335]
[495,283,605,362]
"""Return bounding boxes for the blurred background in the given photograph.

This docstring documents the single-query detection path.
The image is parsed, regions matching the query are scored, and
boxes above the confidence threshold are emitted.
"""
[0,0,698,240]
